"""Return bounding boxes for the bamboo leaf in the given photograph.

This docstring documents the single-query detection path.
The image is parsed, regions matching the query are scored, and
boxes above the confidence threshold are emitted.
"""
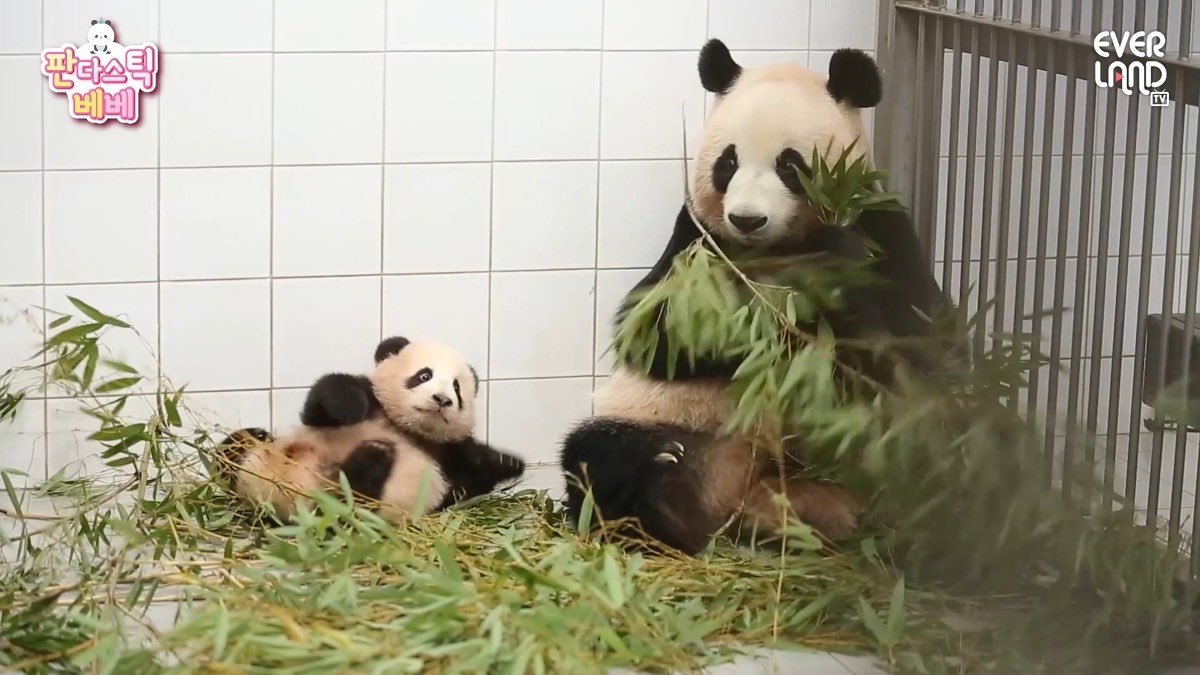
[103,359,139,375]
[81,341,99,390]
[886,579,907,644]
[164,394,182,427]
[858,597,889,646]
[46,322,104,348]
[68,296,131,328]
[95,377,141,393]
[1,471,23,517]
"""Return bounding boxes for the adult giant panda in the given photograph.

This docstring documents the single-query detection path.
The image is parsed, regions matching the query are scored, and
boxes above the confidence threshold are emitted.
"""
[560,40,953,555]
[218,336,525,522]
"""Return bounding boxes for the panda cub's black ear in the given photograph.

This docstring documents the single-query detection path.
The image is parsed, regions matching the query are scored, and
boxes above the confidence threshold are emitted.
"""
[827,48,883,109]
[374,336,410,363]
[698,39,741,95]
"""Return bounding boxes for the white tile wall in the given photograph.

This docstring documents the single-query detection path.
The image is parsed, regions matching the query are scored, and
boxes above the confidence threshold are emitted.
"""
[161,56,273,168]
[43,170,158,284]
[0,172,43,285]
[0,289,46,380]
[272,165,383,277]
[1,1,873,477]
[159,167,272,280]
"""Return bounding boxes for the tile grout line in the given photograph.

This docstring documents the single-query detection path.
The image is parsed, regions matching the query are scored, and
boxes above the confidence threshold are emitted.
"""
[0,47,874,56]
[486,0,499,444]
[28,374,603,399]
[39,0,48,479]
[590,0,606,416]
[379,3,388,346]
[807,0,814,66]
[268,0,276,423]
[155,0,163,412]
[21,151,1190,172]
[0,265,662,288]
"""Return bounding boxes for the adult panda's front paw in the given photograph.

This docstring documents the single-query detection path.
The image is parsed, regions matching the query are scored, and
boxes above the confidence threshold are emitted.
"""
[654,441,687,465]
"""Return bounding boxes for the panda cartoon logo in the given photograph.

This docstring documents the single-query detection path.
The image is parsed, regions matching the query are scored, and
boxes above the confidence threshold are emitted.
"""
[85,18,116,56]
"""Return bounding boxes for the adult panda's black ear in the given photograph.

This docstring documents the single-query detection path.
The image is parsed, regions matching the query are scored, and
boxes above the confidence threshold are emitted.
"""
[374,336,410,363]
[698,38,741,95]
[827,48,883,108]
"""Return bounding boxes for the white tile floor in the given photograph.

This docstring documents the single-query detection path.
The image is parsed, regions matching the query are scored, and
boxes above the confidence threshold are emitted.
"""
[513,462,567,501]
[1087,432,1199,536]
[613,651,886,675]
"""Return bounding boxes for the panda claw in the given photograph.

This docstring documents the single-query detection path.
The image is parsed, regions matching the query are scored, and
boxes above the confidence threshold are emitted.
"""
[654,441,687,465]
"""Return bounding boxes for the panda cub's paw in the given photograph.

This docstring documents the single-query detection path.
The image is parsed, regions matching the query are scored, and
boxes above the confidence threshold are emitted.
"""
[212,427,273,486]
[302,373,373,427]
[654,441,687,465]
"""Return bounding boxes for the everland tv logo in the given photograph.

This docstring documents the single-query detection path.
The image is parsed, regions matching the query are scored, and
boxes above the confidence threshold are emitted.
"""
[1093,30,1170,107]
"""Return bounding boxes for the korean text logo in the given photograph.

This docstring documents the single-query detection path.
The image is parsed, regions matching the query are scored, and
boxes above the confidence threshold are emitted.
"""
[1093,30,1169,106]
[40,18,159,125]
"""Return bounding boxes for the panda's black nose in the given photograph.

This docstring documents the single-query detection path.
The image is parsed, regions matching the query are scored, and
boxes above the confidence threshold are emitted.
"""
[729,213,768,233]
[432,393,453,408]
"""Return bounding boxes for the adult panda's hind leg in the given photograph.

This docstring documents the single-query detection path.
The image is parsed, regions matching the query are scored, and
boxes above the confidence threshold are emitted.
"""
[739,476,861,543]
[560,418,722,555]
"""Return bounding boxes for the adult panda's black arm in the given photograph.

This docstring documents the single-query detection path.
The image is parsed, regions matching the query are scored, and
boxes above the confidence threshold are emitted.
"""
[848,208,953,338]
[613,205,742,382]
[300,373,380,427]
[809,208,965,377]
[434,439,526,510]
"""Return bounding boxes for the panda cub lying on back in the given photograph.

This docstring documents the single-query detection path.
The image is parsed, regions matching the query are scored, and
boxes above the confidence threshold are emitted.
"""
[218,336,525,521]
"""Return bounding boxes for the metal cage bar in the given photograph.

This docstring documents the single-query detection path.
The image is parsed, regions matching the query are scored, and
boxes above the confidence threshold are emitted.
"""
[876,0,1200,560]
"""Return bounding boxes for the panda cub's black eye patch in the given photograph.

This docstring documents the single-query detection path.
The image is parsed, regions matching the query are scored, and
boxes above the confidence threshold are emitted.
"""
[406,368,433,389]
[775,148,811,196]
[712,145,738,194]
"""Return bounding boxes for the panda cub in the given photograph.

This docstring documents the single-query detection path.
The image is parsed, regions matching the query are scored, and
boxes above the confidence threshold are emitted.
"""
[560,41,953,555]
[218,336,525,521]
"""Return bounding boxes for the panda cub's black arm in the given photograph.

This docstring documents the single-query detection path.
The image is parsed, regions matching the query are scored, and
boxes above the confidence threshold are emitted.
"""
[436,439,526,508]
[300,373,380,427]
[615,206,742,382]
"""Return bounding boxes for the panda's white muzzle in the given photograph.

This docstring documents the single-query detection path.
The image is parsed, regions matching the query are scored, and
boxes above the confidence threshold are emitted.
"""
[722,168,800,244]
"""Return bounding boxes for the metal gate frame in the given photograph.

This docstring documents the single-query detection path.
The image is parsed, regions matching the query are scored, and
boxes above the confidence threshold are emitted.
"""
[874,1,1200,561]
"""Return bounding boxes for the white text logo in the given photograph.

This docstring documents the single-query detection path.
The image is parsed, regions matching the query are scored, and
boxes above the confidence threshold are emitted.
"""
[1093,30,1169,104]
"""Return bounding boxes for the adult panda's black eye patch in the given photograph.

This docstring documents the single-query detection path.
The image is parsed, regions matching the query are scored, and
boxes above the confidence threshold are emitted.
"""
[407,367,433,389]
[712,145,738,193]
[775,148,811,195]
